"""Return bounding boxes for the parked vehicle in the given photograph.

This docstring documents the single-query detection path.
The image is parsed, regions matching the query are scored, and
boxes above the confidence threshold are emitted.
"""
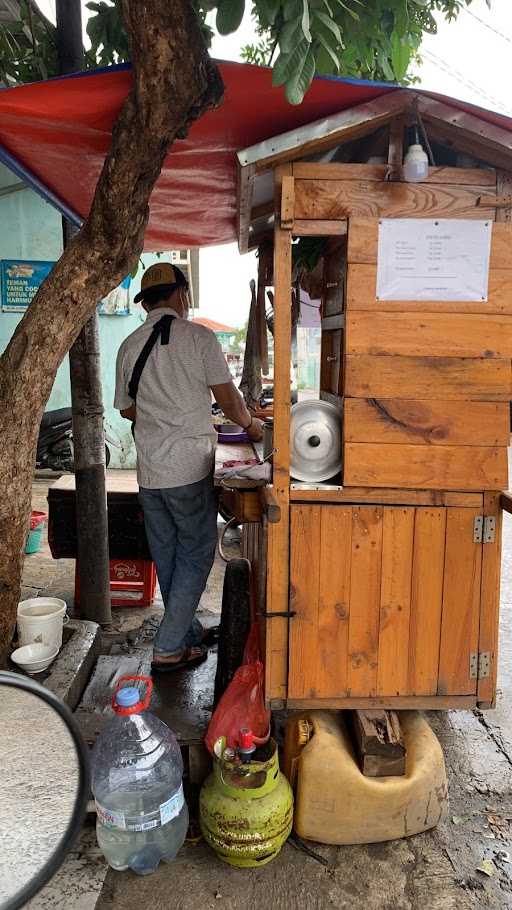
[36,408,113,472]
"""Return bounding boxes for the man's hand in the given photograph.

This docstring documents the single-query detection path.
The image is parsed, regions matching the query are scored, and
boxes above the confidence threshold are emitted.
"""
[211,381,256,433]
[120,404,136,421]
[247,417,264,443]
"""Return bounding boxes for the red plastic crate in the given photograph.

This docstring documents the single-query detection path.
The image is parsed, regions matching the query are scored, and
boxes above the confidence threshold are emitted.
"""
[75,558,157,608]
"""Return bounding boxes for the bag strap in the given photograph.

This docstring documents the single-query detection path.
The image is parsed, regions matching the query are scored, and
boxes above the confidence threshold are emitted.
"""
[128,314,175,403]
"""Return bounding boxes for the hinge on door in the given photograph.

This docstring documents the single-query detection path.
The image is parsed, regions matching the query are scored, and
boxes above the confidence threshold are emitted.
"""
[479,652,491,679]
[470,651,491,680]
[473,515,496,544]
[483,517,496,544]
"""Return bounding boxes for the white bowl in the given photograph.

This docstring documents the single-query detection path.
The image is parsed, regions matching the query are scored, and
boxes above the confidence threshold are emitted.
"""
[10,643,59,674]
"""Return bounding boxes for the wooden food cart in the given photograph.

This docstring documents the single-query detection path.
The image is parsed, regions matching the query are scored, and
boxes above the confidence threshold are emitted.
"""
[235,88,512,713]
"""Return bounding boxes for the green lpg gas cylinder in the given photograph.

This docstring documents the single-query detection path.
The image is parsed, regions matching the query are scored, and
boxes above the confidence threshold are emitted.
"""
[200,738,293,867]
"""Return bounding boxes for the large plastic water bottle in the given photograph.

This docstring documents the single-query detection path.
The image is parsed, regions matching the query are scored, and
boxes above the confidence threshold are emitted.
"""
[91,675,188,875]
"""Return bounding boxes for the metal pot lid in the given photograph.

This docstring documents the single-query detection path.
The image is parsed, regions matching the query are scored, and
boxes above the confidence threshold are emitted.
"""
[290,399,342,482]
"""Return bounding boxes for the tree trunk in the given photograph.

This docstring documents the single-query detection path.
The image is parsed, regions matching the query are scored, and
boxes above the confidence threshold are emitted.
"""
[0,0,223,662]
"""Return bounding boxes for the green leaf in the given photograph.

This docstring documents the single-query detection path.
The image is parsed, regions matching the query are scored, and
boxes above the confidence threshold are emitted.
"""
[315,32,340,71]
[377,48,395,81]
[272,50,292,86]
[285,44,316,104]
[216,0,245,35]
[284,0,300,21]
[390,30,411,80]
[331,0,360,19]
[301,0,312,42]
[279,17,302,54]
[273,36,309,85]
[319,0,333,15]
[313,10,342,44]
[255,0,280,26]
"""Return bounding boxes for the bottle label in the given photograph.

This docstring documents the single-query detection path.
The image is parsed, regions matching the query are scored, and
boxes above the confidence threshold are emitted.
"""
[96,802,126,831]
[95,784,185,833]
[160,784,185,826]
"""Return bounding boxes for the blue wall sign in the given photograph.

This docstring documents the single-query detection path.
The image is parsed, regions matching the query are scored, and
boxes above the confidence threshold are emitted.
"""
[1,259,55,312]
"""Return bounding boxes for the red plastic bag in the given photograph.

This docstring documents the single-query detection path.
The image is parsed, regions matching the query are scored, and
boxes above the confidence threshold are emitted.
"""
[205,660,270,755]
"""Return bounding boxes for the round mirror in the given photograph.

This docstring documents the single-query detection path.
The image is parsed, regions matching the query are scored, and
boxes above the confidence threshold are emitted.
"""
[0,672,90,910]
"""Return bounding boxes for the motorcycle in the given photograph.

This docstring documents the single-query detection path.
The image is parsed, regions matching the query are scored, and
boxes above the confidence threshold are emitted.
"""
[36,408,116,472]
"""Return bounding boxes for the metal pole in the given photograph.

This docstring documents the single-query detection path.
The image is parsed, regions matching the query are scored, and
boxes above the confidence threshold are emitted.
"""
[56,0,111,625]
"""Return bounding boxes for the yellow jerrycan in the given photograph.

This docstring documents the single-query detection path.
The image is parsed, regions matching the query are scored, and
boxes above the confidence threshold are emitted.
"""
[200,735,293,867]
[284,711,448,845]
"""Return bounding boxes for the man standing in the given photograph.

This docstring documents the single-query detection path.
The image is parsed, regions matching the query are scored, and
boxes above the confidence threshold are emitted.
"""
[115,263,263,671]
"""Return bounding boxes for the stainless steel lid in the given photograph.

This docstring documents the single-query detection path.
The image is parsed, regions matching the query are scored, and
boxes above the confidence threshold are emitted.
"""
[290,399,342,482]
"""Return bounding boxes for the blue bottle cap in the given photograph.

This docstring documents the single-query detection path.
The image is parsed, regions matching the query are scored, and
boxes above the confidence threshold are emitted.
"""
[116,686,140,708]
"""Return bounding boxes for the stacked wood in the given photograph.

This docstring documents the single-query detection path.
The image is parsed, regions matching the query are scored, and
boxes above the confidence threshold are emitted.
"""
[352,709,406,777]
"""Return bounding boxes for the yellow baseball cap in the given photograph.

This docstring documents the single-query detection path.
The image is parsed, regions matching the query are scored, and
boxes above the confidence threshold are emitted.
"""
[134,262,188,303]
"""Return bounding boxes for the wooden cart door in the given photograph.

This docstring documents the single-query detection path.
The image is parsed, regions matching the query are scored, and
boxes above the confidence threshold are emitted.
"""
[287,503,483,702]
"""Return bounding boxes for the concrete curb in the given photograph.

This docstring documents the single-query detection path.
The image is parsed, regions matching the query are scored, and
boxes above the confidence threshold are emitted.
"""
[44,618,102,710]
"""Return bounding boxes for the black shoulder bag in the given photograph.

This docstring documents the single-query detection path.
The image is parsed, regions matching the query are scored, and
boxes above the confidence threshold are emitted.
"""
[128,314,175,434]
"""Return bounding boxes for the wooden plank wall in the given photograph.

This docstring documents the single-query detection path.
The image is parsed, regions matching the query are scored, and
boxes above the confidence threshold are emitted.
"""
[265,166,293,704]
[343,217,512,490]
[288,503,483,701]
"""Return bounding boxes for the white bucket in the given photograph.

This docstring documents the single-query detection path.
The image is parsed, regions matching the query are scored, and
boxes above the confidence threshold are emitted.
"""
[17,597,67,650]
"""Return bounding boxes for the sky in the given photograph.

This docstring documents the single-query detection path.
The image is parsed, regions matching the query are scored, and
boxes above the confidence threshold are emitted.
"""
[36,0,512,325]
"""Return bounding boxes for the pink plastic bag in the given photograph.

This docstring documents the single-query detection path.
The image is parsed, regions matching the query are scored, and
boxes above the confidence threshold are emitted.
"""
[205,660,270,755]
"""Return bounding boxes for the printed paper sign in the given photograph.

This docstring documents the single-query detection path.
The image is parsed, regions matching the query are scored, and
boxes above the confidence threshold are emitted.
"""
[1,259,54,311]
[376,218,492,302]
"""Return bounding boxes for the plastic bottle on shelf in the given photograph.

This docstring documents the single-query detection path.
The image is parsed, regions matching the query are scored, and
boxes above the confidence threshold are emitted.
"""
[91,675,188,875]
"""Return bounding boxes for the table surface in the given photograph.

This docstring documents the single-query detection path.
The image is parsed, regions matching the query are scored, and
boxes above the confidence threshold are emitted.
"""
[51,442,257,493]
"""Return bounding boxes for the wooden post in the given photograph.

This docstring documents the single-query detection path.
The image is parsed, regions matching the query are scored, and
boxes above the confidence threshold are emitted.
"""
[478,491,503,708]
[265,164,292,705]
[256,253,269,377]
[387,116,404,181]
[56,0,111,625]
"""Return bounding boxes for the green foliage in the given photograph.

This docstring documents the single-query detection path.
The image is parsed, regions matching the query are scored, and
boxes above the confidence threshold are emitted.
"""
[86,1,129,66]
[242,0,488,101]
[0,0,490,109]
[230,322,248,352]
[0,1,57,84]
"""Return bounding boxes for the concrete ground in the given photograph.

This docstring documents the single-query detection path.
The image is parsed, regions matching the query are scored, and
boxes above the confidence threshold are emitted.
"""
[15,474,512,909]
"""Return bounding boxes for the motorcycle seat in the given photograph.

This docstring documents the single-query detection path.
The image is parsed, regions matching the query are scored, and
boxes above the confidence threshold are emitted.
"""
[40,408,72,430]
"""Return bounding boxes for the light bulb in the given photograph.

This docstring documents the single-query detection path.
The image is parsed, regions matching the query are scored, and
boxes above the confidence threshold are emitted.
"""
[403,143,429,183]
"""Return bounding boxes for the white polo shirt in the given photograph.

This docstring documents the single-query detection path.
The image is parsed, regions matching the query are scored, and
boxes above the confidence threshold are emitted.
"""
[114,307,232,489]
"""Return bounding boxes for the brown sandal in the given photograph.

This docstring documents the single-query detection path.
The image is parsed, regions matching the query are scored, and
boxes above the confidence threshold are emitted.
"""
[151,646,207,673]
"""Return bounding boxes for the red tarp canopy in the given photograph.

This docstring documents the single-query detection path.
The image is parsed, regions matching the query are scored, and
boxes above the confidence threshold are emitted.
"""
[0,61,511,250]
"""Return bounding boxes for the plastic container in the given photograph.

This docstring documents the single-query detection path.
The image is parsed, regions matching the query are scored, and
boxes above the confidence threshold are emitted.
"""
[91,675,188,875]
[25,511,47,555]
[284,711,448,845]
[17,597,67,649]
[75,559,157,608]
